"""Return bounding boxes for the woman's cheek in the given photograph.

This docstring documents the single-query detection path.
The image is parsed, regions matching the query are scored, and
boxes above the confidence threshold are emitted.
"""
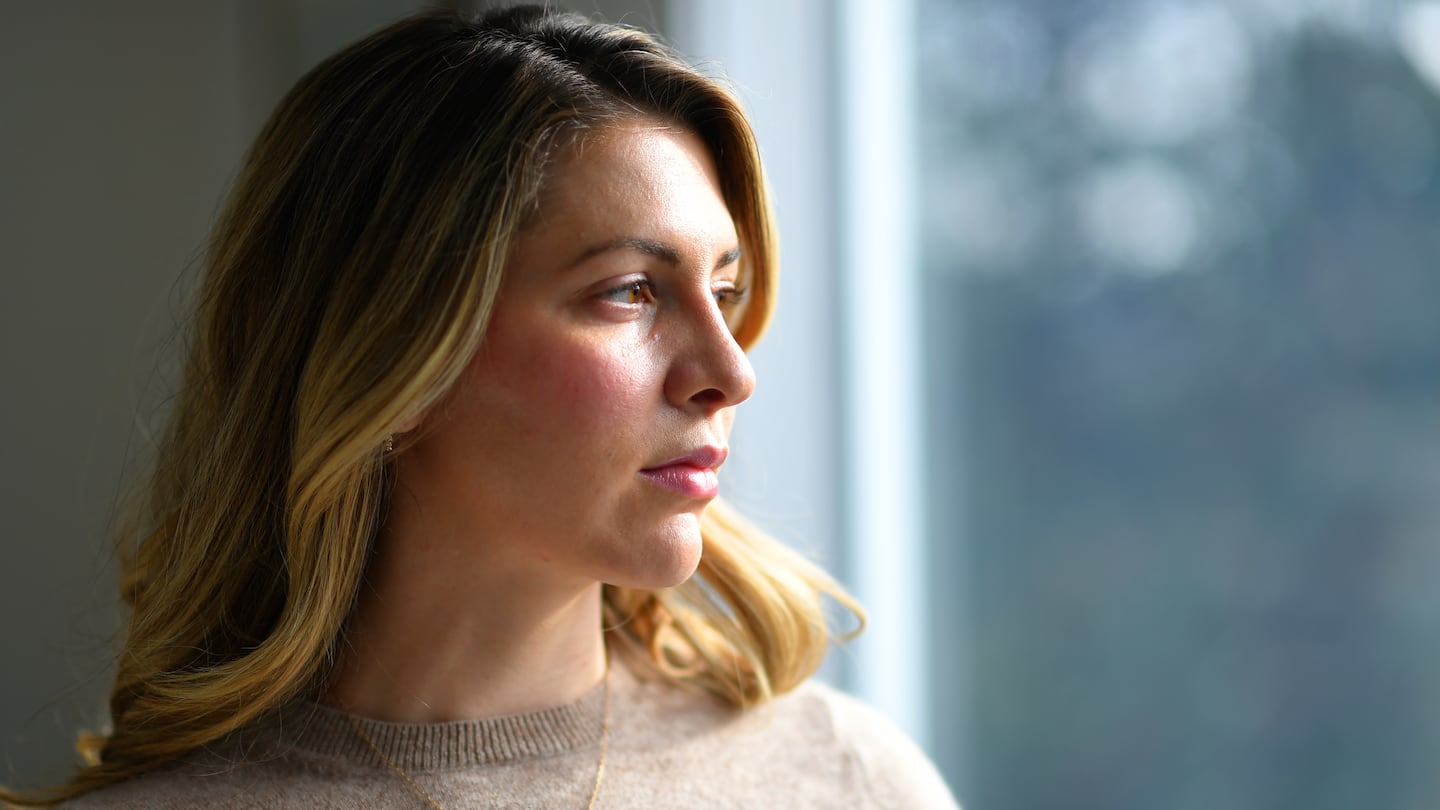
[545,341,657,426]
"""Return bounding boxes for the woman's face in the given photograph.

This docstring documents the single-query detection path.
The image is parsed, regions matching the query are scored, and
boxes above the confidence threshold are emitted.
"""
[394,120,755,590]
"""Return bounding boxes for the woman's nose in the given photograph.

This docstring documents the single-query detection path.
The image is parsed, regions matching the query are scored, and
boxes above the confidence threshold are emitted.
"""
[664,302,757,414]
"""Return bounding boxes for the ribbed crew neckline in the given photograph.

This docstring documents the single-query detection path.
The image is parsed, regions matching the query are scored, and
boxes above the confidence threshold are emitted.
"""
[279,678,608,772]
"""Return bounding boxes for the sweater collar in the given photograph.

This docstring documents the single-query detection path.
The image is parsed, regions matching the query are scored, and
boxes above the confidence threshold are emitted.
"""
[274,677,609,772]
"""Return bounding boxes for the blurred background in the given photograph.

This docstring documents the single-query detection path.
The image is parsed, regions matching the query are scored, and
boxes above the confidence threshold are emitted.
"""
[5,1,1440,808]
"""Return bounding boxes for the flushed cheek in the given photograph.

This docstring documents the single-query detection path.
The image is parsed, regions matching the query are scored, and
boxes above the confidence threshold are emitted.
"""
[497,335,656,440]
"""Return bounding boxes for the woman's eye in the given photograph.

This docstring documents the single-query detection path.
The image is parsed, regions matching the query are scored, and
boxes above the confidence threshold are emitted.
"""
[601,279,657,305]
[714,285,749,308]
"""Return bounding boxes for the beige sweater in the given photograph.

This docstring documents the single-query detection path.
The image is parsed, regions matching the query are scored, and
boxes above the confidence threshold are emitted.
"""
[63,666,959,808]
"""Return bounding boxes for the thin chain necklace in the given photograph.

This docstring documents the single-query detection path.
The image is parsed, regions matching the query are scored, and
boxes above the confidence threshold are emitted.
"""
[345,658,612,810]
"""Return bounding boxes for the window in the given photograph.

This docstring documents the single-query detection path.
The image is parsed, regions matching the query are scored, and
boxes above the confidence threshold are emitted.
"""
[682,1,1440,807]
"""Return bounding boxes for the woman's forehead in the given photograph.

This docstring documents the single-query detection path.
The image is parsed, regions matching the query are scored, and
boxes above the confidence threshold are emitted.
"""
[516,122,740,268]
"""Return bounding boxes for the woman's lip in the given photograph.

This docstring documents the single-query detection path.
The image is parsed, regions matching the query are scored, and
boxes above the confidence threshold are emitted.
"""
[637,464,720,499]
[644,446,728,470]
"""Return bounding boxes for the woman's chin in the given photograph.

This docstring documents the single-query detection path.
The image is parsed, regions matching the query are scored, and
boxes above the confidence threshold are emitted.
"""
[605,516,704,590]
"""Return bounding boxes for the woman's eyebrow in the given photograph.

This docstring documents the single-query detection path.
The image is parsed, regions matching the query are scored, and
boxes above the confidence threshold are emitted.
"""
[569,237,742,270]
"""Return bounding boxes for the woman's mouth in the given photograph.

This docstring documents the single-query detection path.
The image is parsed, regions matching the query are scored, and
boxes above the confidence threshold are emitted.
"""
[638,464,720,498]
[638,447,727,498]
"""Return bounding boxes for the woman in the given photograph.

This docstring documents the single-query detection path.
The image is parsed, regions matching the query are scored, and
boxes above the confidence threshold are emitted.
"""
[3,6,958,808]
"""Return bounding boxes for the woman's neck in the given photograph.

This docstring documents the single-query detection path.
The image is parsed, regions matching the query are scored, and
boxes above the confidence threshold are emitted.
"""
[324,526,607,724]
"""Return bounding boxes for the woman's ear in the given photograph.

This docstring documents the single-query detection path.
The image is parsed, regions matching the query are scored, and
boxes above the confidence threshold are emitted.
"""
[395,409,425,435]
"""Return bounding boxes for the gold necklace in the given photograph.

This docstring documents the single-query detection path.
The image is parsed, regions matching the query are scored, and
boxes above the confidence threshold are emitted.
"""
[345,659,612,810]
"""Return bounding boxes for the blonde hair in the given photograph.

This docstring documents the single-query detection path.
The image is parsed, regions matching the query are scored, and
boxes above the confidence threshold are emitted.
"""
[2,6,859,806]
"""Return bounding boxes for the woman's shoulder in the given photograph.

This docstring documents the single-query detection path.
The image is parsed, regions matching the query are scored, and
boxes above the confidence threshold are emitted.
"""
[60,763,369,810]
[772,680,962,809]
[58,727,359,809]
[61,771,256,810]
[58,762,258,809]
[616,670,961,808]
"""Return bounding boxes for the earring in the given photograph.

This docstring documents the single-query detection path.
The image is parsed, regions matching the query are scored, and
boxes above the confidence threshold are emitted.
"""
[383,435,395,454]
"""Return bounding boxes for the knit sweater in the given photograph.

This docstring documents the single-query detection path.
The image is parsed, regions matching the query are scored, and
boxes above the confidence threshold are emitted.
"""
[62,665,960,808]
